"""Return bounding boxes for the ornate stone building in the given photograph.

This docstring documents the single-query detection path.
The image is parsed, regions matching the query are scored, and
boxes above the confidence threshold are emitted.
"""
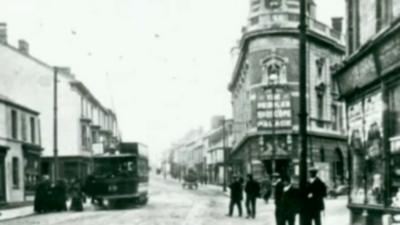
[228,0,347,188]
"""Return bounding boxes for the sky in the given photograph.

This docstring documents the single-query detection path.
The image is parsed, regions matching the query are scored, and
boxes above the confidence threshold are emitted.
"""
[0,0,345,164]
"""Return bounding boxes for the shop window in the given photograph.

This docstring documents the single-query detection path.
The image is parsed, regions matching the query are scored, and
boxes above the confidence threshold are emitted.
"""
[12,157,19,189]
[389,84,400,206]
[11,109,18,139]
[348,92,384,205]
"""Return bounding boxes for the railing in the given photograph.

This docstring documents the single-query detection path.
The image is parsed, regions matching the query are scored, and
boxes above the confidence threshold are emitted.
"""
[245,12,345,44]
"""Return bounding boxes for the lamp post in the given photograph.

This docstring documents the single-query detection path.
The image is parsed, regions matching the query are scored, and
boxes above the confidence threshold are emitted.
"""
[53,67,59,182]
[299,0,309,224]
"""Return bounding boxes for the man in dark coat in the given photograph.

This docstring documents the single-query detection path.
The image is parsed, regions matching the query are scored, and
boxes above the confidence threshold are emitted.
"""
[306,168,327,225]
[227,176,243,217]
[52,180,67,211]
[244,174,260,219]
[273,173,284,225]
[34,175,51,213]
[280,177,300,225]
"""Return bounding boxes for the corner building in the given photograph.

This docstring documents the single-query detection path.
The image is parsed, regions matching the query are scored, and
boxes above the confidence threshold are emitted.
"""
[228,0,347,188]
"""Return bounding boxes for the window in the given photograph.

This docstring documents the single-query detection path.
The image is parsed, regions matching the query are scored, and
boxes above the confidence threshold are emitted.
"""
[332,105,338,130]
[81,124,90,149]
[11,110,18,139]
[30,117,36,144]
[317,94,324,120]
[21,113,27,141]
[265,0,281,9]
[316,58,325,77]
[12,157,19,188]
[250,16,259,25]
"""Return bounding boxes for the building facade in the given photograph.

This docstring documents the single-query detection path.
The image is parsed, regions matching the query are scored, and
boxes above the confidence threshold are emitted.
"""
[0,24,120,182]
[0,95,42,203]
[228,0,347,188]
[333,0,400,224]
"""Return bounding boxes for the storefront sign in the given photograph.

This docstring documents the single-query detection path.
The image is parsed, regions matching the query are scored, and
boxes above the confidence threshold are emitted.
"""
[337,55,378,96]
[256,87,292,130]
[378,31,400,74]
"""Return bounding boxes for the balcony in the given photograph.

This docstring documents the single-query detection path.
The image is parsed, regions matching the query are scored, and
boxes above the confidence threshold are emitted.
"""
[244,12,344,44]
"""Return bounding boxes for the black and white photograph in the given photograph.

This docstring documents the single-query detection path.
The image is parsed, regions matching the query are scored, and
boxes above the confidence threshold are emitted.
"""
[0,0,400,225]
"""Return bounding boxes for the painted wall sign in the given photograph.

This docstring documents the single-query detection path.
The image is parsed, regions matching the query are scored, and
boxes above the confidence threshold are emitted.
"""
[256,87,292,130]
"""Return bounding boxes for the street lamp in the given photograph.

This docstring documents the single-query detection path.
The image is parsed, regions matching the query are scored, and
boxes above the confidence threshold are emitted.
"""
[269,72,278,175]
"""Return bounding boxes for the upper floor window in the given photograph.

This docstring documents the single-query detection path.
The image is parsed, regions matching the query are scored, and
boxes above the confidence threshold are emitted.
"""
[21,113,27,141]
[316,58,325,78]
[30,117,36,144]
[317,94,324,121]
[261,56,288,85]
[265,0,282,9]
[332,105,338,130]
[11,109,18,139]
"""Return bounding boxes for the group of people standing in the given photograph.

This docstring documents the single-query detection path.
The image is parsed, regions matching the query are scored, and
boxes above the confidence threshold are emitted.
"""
[227,174,261,219]
[274,168,327,225]
[34,175,85,213]
[227,168,327,225]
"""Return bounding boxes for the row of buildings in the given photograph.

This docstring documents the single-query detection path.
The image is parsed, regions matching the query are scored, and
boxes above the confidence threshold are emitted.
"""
[164,0,347,191]
[0,23,120,204]
[166,0,400,224]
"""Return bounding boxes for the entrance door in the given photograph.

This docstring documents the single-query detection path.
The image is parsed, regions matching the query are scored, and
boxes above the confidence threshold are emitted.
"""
[0,157,6,202]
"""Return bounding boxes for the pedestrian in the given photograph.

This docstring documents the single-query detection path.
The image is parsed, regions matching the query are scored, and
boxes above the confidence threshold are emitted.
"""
[34,175,52,213]
[69,179,84,212]
[52,179,68,211]
[273,173,284,225]
[244,174,260,219]
[261,176,272,204]
[306,168,327,225]
[280,177,300,225]
[227,175,243,217]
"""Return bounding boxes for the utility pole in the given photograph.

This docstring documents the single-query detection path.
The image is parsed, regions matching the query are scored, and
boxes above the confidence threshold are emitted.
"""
[222,119,227,192]
[271,81,277,175]
[299,0,309,225]
[53,67,59,182]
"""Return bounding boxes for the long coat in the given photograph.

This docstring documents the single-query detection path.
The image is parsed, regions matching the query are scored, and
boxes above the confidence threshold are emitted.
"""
[245,180,260,198]
[34,180,51,213]
[281,186,300,216]
[229,181,243,201]
[274,180,284,207]
[306,178,327,212]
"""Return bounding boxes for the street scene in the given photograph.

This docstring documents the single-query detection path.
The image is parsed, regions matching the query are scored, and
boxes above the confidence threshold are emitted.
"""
[2,174,348,225]
[1,0,400,225]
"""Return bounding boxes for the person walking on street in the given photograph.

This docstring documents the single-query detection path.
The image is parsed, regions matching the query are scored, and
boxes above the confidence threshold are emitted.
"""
[245,174,260,219]
[280,177,300,225]
[69,178,84,212]
[306,168,327,225]
[227,175,243,217]
[52,179,68,211]
[273,173,284,225]
[34,175,52,213]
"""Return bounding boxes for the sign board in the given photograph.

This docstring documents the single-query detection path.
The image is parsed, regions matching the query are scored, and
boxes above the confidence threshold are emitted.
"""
[256,87,292,130]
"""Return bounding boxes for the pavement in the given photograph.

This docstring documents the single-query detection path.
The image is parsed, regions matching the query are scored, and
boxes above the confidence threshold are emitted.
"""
[0,200,93,222]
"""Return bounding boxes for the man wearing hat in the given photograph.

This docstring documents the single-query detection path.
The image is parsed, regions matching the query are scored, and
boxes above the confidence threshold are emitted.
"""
[306,168,327,225]
[273,173,284,225]
[227,175,243,217]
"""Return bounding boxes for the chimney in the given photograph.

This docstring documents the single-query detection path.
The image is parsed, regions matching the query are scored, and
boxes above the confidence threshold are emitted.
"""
[18,40,29,54]
[57,67,71,75]
[331,17,343,35]
[0,23,7,44]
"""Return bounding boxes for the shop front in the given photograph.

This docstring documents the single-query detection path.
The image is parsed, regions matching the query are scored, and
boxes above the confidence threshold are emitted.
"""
[334,22,400,225]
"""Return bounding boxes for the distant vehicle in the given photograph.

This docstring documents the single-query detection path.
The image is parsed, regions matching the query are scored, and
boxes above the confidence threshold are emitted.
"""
[182,169,198,189]
[85,142,149,208]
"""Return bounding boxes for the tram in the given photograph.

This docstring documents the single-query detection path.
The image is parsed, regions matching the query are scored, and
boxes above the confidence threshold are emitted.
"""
[85,142,149,208]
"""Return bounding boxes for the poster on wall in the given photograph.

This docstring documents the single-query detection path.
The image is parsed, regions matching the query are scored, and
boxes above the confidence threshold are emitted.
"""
[256,88,292,130]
